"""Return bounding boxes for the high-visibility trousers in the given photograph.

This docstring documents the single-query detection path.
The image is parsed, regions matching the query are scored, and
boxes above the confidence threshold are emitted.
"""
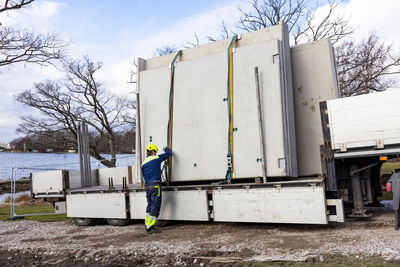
[145,182,161,229]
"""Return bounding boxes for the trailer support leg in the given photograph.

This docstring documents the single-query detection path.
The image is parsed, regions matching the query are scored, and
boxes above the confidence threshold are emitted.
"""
[349,165,371,217]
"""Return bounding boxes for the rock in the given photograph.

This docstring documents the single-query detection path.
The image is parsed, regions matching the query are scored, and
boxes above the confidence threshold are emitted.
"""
[319,255,325,262]
[75,249,85,258]
[200,262,205,267]
[193,258,197,264]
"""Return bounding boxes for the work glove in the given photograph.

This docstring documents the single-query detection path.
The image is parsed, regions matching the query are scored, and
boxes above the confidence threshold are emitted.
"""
[163,146,169,152]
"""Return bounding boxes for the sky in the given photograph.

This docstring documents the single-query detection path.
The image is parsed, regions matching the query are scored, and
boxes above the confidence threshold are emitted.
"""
[0,0,399,143]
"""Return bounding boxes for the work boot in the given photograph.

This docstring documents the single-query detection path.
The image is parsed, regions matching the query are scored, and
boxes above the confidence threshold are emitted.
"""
[146,227,161,234]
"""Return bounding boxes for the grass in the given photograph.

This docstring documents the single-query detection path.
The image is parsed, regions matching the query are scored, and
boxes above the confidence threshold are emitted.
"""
[378,191,393,201]
[380,161,400,175]
[0,194,68,222]
[245,254,400,267]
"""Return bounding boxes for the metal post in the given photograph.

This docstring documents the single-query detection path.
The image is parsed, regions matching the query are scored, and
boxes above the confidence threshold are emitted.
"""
[135,57,145,187]
[9,167,15,217]
[78,122,92,188]
[84,123,92,186]
[9,167,17,218]
[12,168,16,216]
[254,67,267,183]
[136,91,143,187]
[349,165,371,217]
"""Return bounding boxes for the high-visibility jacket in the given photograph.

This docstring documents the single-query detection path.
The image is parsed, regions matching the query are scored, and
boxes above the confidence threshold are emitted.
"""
[141,148,172,184]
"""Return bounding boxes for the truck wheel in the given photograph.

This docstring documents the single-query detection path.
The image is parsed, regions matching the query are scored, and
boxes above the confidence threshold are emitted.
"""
[106,218,131,226]
[73,218,96,226]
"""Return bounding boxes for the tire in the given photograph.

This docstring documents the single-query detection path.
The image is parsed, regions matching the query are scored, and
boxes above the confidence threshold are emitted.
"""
[73,218,97,226]
[106,218,131,226]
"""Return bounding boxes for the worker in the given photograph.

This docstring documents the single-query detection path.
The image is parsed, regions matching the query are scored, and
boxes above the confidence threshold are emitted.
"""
[141,144,172,234]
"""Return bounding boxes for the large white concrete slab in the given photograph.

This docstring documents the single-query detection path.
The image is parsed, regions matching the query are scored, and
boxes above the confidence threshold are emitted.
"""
[98,166,135,186]
[68,169,98,189]
[139,22,297,181]
[291,39,339,176]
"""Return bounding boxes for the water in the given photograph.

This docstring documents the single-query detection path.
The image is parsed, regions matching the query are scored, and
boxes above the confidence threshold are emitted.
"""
[0,152,136,181]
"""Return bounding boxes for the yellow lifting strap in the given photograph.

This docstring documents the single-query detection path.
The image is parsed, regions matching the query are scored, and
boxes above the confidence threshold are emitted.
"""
[225,35,238,181]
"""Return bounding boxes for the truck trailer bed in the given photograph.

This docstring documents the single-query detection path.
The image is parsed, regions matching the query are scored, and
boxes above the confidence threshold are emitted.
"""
[65,178,344,225]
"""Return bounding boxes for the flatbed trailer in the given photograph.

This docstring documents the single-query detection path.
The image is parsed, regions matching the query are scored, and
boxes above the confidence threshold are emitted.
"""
[65,177,343,226]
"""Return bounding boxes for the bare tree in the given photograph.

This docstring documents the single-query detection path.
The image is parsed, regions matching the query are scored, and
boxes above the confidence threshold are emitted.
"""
[293,0,353,45]
[207,20,235,42]
[237,0,306,33]
[0,0,68,67]
[155,44,177,56]
[16,56,135,167]
[336,33,400,97]
[0,0,34,13]
[184,32,200,48]
[0,28,67,66]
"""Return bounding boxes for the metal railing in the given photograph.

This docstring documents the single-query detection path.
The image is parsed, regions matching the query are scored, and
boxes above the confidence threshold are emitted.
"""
[6,154,135,220]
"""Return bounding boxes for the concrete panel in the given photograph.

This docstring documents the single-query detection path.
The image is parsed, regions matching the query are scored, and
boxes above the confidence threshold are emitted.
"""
[31,170,64,195]
[98,166,135,186]
[139,22,297,181]
[139,67,170,166]
[145,22,288,70]
[233,39,288,177]
[327,90,400,150]
[68,169,98,189]
[212,186,328,224]
[66,192,126,219]
[129,190,209,221]
[291,39,339,176]
[172,53,228,180]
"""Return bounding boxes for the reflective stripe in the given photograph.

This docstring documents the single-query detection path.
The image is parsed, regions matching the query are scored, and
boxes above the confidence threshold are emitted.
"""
[154,185,160,197]
[145,215,157,229]
[142,155,159,166]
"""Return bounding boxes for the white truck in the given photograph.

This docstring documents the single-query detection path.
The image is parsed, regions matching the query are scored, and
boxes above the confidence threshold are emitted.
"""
[30,22,400,226]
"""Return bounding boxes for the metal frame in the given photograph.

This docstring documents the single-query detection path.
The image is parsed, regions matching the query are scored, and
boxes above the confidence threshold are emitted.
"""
[254,66,267,183]
[319,101,337,191]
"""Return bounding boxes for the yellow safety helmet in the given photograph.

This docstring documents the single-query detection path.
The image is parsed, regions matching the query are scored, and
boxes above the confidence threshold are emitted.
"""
[146,144,158,153]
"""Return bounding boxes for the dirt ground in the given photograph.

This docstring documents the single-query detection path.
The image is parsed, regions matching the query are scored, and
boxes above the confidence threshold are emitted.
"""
[1,211,400,266]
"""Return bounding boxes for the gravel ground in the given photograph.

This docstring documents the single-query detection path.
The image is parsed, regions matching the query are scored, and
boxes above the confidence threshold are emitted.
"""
[0,211,400,266]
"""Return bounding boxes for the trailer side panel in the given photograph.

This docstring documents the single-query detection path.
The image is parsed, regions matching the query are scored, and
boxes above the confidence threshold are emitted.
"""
[212,186,328,224]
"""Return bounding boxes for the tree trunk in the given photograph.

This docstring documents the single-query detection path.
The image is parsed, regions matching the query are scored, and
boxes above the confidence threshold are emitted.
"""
[89,146,115,168]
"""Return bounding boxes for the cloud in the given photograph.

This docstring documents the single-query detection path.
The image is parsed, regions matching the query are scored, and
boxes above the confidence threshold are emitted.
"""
[98,59,135,96]
[124,0,247,57]
[1,0,62,32]
[310,0,400,47]
[95,0,248,99]
[344,0,400,45]
[1,0,400,143]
